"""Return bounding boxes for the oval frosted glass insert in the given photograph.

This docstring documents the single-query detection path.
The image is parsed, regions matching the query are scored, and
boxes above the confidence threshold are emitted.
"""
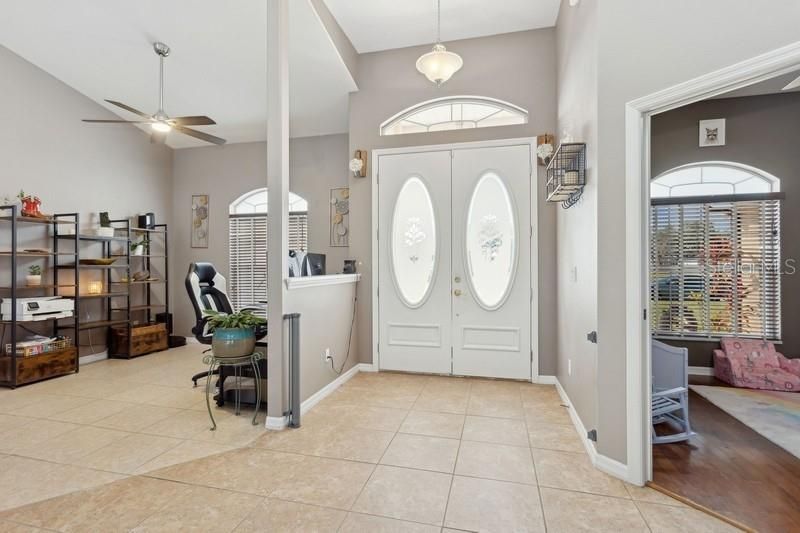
[466,172,517,309]
[391,177,437,307]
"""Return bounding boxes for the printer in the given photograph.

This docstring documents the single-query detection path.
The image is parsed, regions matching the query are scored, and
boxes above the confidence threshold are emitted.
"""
[0,297,74,321]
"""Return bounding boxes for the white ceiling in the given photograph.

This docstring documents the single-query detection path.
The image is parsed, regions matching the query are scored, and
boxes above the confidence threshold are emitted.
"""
[0,0,357,148]
[323,0,561,53]
[715,70,800,99]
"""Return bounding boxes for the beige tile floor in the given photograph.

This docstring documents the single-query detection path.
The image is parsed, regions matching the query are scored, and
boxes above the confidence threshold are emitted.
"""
[0,345,738,532]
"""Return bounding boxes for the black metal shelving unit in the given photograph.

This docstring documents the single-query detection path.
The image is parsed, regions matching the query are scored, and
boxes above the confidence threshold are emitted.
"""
[0,205,79,387]
[54,219,170,359]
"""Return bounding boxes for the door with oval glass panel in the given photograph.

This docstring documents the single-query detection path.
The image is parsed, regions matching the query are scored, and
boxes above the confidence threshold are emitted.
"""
[377,143,532,379]
[377,150,452,374]
[451,144,532,379]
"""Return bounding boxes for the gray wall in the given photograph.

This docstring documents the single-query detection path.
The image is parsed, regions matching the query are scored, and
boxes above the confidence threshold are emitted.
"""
[651,92,800,366]
[348,28,559,375]
[285,280,360,402]
[0,45,173,357]
[170,135,350,338]
[570,0,800,464]
[555,0,599,435]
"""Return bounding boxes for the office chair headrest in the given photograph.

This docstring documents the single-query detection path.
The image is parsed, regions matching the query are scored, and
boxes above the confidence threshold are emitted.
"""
[193,262,220,285]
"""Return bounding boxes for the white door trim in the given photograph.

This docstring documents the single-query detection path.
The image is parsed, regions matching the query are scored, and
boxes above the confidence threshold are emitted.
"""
[372,137,540,381]
[625,41,800,486]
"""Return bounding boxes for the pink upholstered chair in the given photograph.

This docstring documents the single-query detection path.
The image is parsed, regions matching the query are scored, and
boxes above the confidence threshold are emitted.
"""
[713,338,800,392]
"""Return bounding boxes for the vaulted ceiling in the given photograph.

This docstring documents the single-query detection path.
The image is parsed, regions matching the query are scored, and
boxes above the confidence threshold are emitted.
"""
[322,0,561,53]
[0,0,357,148]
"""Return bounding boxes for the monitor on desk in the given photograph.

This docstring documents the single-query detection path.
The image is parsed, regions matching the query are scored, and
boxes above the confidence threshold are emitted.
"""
[288,251,326,277]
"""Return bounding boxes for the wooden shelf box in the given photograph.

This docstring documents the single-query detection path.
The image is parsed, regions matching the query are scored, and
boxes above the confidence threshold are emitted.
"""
[109,323,168,358]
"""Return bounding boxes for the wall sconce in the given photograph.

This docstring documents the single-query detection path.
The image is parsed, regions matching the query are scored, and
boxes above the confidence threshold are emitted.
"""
[349,149,367,178]
[86,281,103,295]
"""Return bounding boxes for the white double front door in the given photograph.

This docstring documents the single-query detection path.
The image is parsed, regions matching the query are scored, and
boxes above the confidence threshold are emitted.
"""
[377,142,534,380]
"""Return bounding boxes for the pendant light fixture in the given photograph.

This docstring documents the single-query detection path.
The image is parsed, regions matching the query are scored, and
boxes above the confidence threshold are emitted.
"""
[416,0,463,86]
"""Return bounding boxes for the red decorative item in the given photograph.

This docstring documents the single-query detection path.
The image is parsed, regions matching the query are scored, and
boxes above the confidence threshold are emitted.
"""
[21,196,44,218]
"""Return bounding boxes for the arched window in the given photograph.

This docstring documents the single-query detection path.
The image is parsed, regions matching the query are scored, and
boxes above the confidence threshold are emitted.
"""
[650,162,781,341]
[651,161,779,199]
[380,96,528,136]
[228,188,308,311]
[229,188,308,215]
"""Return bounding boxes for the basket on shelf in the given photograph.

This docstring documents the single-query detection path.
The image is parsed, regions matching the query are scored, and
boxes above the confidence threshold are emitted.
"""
[4,337,73,357]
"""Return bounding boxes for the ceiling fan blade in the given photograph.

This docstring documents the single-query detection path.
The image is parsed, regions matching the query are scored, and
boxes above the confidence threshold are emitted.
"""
[150,131,167,144]
[83,119,148,123]
[170,115,217,126]
[174,125,226,145]
[105,99,151,119]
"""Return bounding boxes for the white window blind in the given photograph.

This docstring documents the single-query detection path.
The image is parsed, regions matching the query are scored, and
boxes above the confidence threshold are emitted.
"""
[228,213,308,314]
[650,199,781,340]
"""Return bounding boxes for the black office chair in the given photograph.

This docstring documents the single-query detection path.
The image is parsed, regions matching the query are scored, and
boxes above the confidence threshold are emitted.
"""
[185,262,267,389]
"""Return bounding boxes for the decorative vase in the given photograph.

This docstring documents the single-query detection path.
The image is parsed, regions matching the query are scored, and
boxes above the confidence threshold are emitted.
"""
[211,327,256,359]
[26,274,42,287]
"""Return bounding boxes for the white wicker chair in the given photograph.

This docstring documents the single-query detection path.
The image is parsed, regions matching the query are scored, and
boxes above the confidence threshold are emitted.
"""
[651,339,695,444]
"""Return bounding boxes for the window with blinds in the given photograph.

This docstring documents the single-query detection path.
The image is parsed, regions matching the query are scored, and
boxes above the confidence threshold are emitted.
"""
[650,198,781,340]
[228,212,308,314]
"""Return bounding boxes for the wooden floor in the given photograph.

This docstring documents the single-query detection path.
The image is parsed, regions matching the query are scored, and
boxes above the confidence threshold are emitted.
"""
[652,376,800,533]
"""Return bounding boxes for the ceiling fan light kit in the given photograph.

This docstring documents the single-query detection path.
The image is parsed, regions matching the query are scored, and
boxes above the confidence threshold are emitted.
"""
[417,0,463,86]
[82,41,226,145]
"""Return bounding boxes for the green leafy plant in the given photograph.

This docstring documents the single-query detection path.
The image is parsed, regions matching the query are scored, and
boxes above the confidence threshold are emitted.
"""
[203,309,266,331]
[130,239,146,252]
[28,265,42,276]
[99,212,111,228]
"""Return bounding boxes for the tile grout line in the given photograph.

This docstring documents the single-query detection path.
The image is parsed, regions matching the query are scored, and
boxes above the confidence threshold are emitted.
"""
[520,382,549,533]
[440,378,472,530]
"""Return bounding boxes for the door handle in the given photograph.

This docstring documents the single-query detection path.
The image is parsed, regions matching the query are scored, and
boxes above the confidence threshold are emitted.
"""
[454,289,463,296]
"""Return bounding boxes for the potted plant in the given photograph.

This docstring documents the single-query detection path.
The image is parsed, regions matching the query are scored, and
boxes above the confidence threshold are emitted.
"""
[203,309,266,358]
[26,265,42,286]
[96,212,115,238]
[130,239,146,256]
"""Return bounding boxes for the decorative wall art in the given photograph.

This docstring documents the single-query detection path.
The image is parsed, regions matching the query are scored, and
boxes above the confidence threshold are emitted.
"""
[330,187,350,247]
[191,194,209,248]
[699,118,726,147]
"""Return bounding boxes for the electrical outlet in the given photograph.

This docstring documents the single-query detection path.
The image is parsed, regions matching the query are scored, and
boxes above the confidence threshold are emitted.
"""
[568,359,572,376]
[323,348,333,362]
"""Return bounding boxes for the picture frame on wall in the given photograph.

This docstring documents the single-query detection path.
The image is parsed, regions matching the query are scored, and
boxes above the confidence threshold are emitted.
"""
[330,187,349,247]
[191,194,209,248]
[699,118,726,147]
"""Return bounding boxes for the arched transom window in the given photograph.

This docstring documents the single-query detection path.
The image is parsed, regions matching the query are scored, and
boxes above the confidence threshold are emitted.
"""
[651,162,780,199]
[229,188,309,215]
[380,96,528,136]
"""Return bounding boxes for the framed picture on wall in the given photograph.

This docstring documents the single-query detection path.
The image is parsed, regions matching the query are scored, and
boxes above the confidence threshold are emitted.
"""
[191,194,209,248]
[699,118,726,147]
[330,187,349,247]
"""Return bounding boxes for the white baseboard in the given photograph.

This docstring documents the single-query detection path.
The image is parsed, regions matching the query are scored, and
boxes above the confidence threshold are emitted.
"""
[79,351,108,365]
[300,363,361,415]
[688,365,714,376]
[554,378,631,483]
[533,375,557,385]
[265,416,288,430]
[358,363,378,372]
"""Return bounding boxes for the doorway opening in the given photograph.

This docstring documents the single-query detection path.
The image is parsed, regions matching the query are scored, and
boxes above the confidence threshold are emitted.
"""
[627,44,800,531]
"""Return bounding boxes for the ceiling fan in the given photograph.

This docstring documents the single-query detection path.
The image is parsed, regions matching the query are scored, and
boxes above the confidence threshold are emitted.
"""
[83,42,226,145]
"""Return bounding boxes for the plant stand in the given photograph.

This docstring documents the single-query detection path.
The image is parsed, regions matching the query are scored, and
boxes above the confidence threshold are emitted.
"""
[202,351,264,430]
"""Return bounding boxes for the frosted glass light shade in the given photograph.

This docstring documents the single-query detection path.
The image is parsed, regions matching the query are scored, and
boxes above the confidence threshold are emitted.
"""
[416,43,463,86]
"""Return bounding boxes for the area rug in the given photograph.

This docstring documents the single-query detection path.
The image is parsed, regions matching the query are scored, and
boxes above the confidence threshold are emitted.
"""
[690,385,800,458]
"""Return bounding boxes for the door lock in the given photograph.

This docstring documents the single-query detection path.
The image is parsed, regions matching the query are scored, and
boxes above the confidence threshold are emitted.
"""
[454,276,461,283]
[453,289,463,296]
